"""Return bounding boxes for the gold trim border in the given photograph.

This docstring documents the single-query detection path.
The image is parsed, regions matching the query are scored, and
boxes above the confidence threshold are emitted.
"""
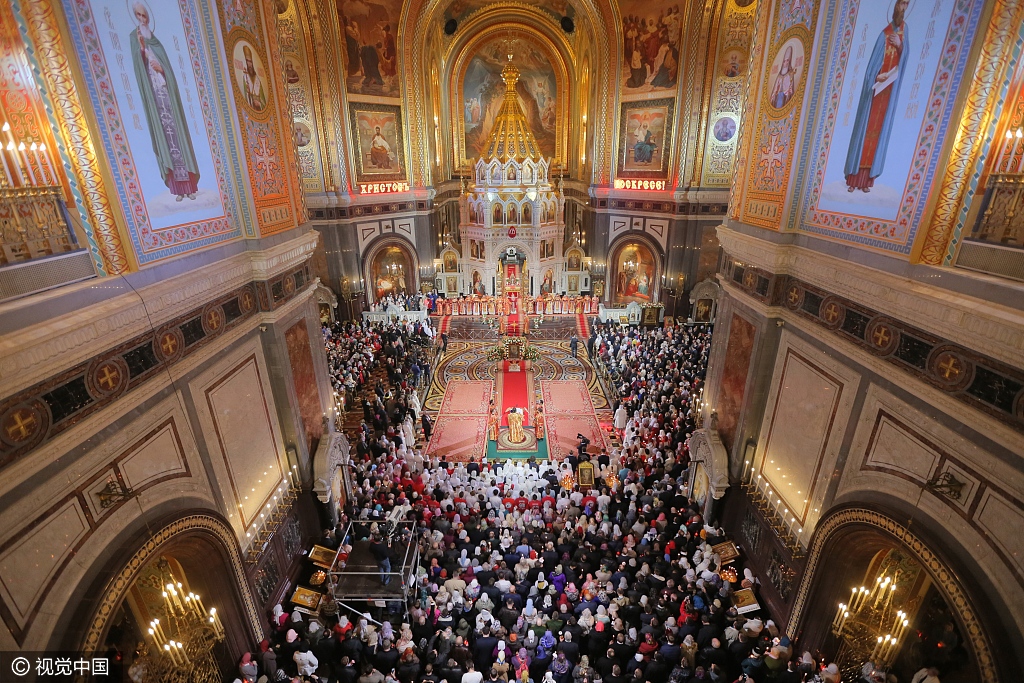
[915,0,1024,265]
[82,513,263,654]
[21,0,130,274]
[787,507,997,682]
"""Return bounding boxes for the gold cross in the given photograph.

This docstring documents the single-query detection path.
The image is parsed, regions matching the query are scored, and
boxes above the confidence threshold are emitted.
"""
[206,310,221,330]
[823,303,839,323]
[787,287,799,305]
[5,409,36,441]
[160,334,178,355]
[872,326,890,347]
[743,271,756,288]
[938,355,961,380]
[97,365,120,390]
[241,292,254,310]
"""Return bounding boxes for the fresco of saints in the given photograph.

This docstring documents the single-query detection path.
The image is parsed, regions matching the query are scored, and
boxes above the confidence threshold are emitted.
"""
[633,118,657,165]
[130,2,200,201]
[770,46,796,109]
[369,126,392,169]
[240,46,267,112]
[844,0,910,193]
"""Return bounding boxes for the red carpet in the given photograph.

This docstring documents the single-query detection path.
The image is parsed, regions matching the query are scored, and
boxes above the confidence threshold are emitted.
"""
[498,363,530,427]
[577,313,590,339]
[439,315,451,335]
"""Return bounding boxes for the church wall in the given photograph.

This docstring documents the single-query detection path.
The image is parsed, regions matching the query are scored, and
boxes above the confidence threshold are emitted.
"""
[711,266,1024,666]
[278,0,327,195]
[0,231,326,652]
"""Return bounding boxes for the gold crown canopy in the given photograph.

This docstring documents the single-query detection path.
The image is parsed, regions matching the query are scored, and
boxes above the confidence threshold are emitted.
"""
[481,53,544,164]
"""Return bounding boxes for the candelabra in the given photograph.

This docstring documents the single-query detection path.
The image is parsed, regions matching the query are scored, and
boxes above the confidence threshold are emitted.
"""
[246,479,301,564]
[743,475,805,557]
[136,561,224,683]
[830,571,911,677]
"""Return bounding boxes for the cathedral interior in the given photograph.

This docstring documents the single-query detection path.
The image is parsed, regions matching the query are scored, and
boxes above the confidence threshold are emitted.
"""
[0,0,1022,681]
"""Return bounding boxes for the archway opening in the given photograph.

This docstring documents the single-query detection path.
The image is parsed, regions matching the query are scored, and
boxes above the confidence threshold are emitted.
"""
[796,525,980,683]
[609,238,660,304]
[95,529,256,683]
[367,242,414,304]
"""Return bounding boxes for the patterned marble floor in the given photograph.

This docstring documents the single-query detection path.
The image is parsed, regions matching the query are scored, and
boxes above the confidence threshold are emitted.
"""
[423,339,608,413]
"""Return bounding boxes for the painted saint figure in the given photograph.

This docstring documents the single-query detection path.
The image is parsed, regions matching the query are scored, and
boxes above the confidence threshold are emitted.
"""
[241,46,268,113]
[369,126,392,168]
[130,1,200,201]
[769,46,796,109]
[844,0,910,193]
[633,119,657,164]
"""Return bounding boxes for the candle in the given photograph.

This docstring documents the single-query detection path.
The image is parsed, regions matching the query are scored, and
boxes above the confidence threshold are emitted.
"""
[832,602,846,629]
[6,141,22,183]
[870,636,883,661]
[163,643,175,665]
[18,143,36,185]
[152,619,165,643]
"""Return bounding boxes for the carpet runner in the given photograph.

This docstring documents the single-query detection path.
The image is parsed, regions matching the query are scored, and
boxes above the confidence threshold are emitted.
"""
[577,313,590,340]
[497,360,531,427]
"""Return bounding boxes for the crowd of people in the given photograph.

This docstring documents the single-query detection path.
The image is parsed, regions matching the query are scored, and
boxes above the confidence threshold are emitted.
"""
[323,319,435,425]
[244,320,867,683]
[368,294,430,313]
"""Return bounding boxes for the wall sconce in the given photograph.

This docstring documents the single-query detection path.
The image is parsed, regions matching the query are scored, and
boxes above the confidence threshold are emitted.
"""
[98,476,136,508]
[925,471,965,501]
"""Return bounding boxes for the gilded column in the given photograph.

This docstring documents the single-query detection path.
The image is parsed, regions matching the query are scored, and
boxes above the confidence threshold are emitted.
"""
[915,0,1024,265]
[19,0,131,275]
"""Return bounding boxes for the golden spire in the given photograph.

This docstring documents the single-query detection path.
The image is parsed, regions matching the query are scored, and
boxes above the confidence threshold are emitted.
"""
[481,37,543,164]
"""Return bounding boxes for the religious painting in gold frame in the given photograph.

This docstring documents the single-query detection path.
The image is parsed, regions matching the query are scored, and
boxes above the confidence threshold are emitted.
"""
[308,545,337,569]
[577,461,595,488]
[349,102,405,183]
[369,245,412,302]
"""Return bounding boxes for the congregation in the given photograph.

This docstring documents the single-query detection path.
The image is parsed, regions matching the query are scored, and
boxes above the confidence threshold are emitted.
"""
[244,319,863,683]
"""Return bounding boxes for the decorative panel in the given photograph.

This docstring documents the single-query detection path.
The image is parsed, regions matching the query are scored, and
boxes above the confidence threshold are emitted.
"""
[203,355,286,531]
[739,0,819,228]
[701,0,757,187]
[0,499,88,628]
[794,0,985,254]
[57,0,243,263]
[284,320,323,456]
[717,313,756,451]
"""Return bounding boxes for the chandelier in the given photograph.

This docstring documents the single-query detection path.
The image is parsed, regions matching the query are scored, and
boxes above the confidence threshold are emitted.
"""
[831,571,911,676]
[134,561,225,683]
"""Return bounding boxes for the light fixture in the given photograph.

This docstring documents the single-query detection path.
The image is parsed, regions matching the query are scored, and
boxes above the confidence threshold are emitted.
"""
[831,571,911,674]
[98,476,136,508]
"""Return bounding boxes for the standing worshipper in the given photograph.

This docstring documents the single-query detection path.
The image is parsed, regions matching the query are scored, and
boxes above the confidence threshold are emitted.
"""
[369,534,393,586]
[570,334,579,359]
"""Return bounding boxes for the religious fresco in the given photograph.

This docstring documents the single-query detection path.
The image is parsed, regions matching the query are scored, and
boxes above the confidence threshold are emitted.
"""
[278,2,325,194]
[540,269,554,295]
[619,0,683,97]
[59,0,238,262]
[738,0,818,229]
[765,36,803,113]
[337,0,401,98]
[611,242,657,304]
[370,245,412,301]
[231,40,269,115]
[617,99,674,179]
[443,0,575,26]
[462,36,557,160]
[717,314,756,451]
[798,0,984,253]
[700,0,756,187]
[285,321,323,456]
[471,270,487,295]
[349,102,406,182]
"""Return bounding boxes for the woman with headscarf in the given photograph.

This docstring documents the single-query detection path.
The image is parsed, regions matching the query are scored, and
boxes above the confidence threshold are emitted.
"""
[550,650,572,683]
[493,641,511,681]
[680,634,698,669]
[511,646,532,676]
[522,598,538,621]
[238,652,257,682]
[571,655,595,683]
